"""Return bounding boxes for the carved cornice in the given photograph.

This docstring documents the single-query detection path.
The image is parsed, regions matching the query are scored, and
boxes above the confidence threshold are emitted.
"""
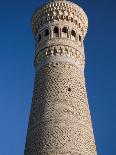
[35,45,85,69]
[36,37,84,55]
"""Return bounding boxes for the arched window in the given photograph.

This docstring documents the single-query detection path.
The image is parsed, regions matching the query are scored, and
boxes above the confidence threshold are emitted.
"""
[66,16,68,21]
[62,27,68,33]
[53,26,59,37]
[44,29,49,37]
[71,30,76,37]
[71,30,76,41]
[62,27,68,38]
[79,35,81,42]
[38,34,41,42]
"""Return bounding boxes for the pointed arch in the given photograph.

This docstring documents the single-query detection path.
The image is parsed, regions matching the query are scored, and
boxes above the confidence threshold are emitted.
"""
[71,30,76,41]
[62,27,68,38]
[53,26,59,37]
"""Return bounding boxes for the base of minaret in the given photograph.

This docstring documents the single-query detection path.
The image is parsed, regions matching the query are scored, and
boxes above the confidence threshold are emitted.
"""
[24,61,97,155]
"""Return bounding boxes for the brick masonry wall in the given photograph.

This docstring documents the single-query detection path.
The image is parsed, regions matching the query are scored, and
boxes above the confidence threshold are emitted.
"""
[24,0,97,155]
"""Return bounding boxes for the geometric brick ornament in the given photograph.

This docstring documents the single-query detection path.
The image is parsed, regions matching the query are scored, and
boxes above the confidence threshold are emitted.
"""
[24,0,97,154]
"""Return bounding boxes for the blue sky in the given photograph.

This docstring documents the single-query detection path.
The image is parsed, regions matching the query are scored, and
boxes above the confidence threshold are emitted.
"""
[0,0,116,155]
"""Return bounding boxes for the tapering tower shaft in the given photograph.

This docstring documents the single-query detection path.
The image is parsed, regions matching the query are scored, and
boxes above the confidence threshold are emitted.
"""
[24,0,97,154]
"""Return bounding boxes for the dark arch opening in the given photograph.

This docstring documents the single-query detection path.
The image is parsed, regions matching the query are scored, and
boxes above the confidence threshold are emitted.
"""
[71,30,76,41]
[53,26,59,37]
[54,26,59,33]
[38,34,41,42]
[62,27,68,38]
[71,30,76,37]
[79,35,81,42]
[45,29,49,37]
[62,27,68,33]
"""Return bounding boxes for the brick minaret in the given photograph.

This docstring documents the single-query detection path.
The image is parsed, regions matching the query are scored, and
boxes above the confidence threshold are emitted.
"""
[24,0,97,154]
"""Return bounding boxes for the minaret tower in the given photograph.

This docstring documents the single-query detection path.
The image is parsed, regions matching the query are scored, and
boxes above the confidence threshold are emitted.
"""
[24,0,97,154]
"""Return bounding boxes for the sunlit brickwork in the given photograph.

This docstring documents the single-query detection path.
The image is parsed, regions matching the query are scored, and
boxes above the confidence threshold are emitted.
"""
[24,0,97,154]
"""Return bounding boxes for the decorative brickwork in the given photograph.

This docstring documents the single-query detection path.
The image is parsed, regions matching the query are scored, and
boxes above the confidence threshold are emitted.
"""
[24,0,97,155]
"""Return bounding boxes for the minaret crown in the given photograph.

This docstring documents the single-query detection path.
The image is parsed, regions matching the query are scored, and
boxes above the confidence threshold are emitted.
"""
[49,0,66,1]
[32,0,88,38]
[32,0,88,71]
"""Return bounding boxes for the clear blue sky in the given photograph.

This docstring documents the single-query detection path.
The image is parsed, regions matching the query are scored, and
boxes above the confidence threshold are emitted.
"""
[0,0,116,155]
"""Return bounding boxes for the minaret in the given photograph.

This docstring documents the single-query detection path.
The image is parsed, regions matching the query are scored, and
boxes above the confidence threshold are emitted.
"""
[24,0,97,154]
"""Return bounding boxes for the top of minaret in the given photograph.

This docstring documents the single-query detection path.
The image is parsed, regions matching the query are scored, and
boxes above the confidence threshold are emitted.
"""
[48,0,66,3]
[32,0,88,39]
[49,0,66,1]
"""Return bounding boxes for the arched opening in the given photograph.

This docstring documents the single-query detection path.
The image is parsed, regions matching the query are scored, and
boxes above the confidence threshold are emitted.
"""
[38,34,41,42]
[71,30,76,41]
[62,27,68,38]
[45,29,49,37]
[79,35,81,42]
[53,26,59,37]
[44,29,49,40]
